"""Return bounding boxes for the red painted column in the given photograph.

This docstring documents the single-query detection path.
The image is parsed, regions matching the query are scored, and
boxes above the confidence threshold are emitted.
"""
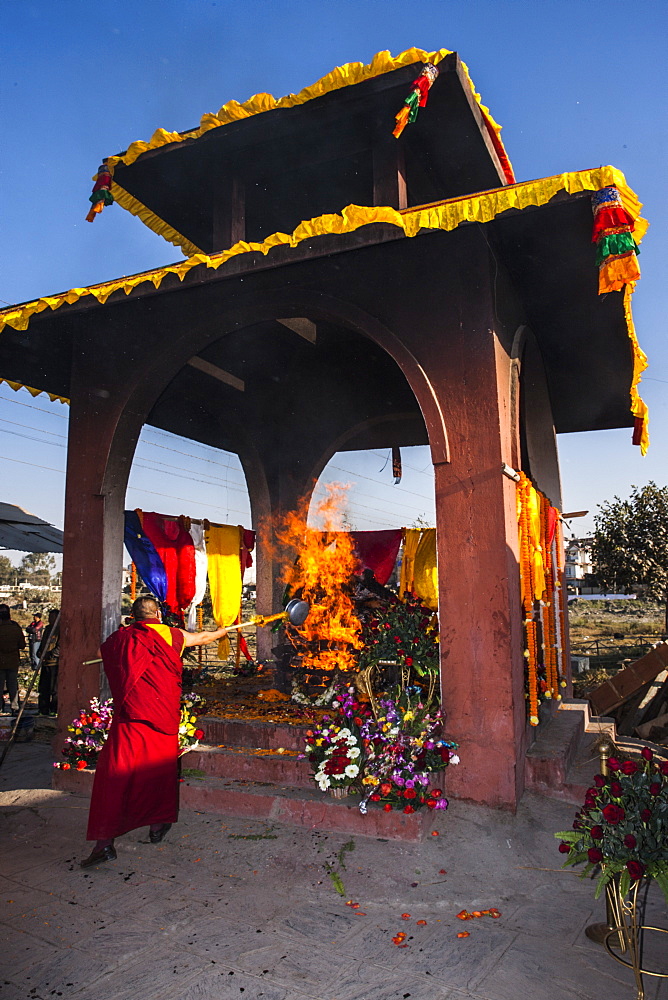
[57,385,138,748]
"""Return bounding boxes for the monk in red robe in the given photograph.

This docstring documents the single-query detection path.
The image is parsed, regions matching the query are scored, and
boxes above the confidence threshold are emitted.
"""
[81,596,227,868]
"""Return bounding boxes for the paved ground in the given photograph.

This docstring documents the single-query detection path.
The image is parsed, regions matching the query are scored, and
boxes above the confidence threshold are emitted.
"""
[1,743,667,1000]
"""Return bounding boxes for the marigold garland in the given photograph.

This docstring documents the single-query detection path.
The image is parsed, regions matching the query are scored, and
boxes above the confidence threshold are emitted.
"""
[517,474,565,725]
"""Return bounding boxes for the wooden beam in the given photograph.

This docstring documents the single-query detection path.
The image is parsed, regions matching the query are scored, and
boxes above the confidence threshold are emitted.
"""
[276,318,317,343]
[188,356,245,391]
[372,140,407,210]
[212,174,245,252]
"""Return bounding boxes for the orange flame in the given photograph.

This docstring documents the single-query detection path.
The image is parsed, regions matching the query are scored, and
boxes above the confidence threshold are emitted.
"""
[275,485,362,677]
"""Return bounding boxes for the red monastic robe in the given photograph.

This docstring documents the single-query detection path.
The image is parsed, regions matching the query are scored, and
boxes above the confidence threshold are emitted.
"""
[86,619,184,841]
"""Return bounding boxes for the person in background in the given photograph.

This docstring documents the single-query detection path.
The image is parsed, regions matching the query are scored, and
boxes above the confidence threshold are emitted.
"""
[0,603,26,715]
[26,612,44,667]
[37,609,59,716]
[80,596,228,868]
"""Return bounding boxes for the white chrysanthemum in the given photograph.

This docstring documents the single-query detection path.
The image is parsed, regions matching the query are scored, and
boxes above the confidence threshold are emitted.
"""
[348,747,361,759]
[317,776,330,791]
[338,728,352,739]
[450,754,460,765]
[344,764,359,778]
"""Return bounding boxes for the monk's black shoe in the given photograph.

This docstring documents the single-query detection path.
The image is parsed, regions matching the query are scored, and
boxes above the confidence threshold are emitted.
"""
[80,844,117,868]
[149,823,172,844]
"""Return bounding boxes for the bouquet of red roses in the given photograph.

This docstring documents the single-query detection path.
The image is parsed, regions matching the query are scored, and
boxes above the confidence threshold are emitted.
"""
[555,746,668,901]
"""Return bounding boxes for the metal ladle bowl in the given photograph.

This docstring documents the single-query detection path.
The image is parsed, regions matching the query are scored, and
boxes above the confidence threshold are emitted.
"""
[285,599,310,626]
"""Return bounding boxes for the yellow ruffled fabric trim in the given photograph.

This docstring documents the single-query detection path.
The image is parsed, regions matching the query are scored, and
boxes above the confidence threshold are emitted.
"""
[107,46,508,172]
[0,378,69,405]
[0,165,648,439]
[105,46,513,256]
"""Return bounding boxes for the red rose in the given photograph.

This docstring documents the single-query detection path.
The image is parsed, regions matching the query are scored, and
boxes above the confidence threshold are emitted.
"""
[607,757,620,772]
[594,775,607,788]
[380,783,392,795]
[627,860,646,880]
[404,788,417,799]
[649,782,661,796]
[431,789,442,798]
[558,842,571,854]
[623,834,637,849]
[383,803,392,812]
[610,781,623,797]
[641,747,653,762]
[194,729,204,740]
[62,763,71,770]
[641,808,652,822]
[620,761,638,776]
[76,760,87,770]
[370,794,381,802]
[602,803,625,825]
[403,805,415,814]
[587,847,603,864]
[426,799,436,809]
[405,656,413,666]
[660,761,668,776]
[590,825,603,840]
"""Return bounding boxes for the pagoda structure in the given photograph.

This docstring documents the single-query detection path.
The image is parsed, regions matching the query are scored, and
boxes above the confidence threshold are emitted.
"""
[0,47,647,809]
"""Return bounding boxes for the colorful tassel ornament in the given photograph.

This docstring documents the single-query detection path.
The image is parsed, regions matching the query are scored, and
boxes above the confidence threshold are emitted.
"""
[86,162,114,223]
[393,63,439,138]
[591,186,640,293]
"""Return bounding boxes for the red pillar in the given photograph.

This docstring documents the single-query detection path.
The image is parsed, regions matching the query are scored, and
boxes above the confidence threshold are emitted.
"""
[57,389,138,746]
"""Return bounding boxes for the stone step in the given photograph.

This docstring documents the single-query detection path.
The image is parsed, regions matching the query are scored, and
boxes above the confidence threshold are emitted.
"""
[51,766,441,842]
[185,745,313,787]
[524,704,586,800]
[199,716,309,752]
[179,773,438,842]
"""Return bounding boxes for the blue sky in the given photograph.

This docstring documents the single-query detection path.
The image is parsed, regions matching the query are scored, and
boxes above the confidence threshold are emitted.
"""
[1,0,666,558]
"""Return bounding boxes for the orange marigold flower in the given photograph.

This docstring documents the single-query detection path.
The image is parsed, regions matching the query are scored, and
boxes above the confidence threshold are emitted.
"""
[416,920,427,926]
[401,913,411,920]
[456,910,470,920]
[457,931,470,938]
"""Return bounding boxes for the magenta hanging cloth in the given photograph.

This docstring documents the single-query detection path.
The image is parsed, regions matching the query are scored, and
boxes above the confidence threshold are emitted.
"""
[350,529,403,586]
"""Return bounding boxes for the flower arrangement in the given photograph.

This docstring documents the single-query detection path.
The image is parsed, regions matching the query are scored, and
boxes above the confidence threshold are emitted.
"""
[301,685,459,812]
[53,697,113,770]
[304,714,364,792]
[555,747,668,901]
[54,692,206,769]
[358,598,439,682]
[358,690,458,814]
[179,691,206,755]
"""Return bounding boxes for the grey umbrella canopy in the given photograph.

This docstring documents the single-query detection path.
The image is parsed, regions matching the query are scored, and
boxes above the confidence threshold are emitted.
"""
[0,503,63,553]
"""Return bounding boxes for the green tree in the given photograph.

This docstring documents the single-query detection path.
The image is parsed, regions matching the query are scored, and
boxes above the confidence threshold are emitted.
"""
[593,482,668,627]
[0,555,17,585]
[18,552,56,586]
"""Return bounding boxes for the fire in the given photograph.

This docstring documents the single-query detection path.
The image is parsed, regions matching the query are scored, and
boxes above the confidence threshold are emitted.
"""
[275,485,362,677]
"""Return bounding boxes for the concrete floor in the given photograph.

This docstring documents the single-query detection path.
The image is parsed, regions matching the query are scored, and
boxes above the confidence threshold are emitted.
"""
[1,742,667,1000]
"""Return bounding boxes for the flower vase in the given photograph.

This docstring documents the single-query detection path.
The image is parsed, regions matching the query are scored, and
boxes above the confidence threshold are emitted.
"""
[603,873,668,1000]
[328,785,349,799]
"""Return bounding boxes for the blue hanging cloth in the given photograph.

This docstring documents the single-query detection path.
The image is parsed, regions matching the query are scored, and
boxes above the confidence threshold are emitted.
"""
[124,510,168,603]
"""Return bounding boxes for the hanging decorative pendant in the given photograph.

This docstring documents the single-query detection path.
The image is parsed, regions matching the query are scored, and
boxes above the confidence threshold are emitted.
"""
[86,162,114,222]
[393,63,439,139]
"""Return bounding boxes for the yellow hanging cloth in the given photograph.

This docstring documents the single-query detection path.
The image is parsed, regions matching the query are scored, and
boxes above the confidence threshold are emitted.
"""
[412,529,438,610]
[205,524,243,659]
[399,529,421,598]
[527,489,546,601]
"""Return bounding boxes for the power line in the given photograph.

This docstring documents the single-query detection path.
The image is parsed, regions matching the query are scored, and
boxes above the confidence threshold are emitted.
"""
[125,484,250,519]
